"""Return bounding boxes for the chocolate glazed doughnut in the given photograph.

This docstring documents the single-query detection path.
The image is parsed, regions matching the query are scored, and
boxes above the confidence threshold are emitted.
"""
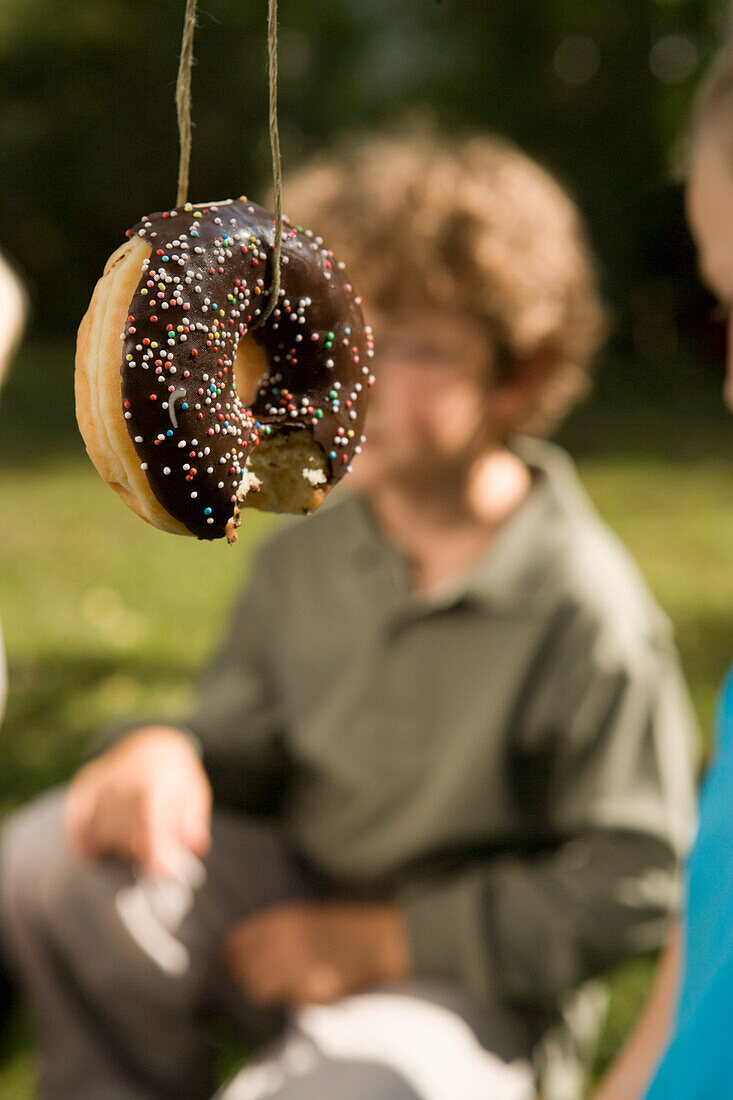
[75,198,374,541]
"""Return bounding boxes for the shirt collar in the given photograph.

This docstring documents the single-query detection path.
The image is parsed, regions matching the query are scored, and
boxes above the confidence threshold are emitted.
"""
[459,436,586,614]
[345,436,585,617]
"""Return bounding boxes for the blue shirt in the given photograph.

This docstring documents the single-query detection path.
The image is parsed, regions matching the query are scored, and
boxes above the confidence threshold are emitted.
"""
[646,667,733,1099]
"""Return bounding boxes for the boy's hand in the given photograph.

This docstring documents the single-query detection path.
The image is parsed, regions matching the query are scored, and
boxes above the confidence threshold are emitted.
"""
[222,902,409,1006]
[64,726,211,876]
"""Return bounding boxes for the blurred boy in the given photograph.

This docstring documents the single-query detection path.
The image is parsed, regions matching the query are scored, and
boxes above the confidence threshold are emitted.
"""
[1,136,696,1100]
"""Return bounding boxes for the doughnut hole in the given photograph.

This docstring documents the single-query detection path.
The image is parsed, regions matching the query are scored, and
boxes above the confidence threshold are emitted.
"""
[233,337,330,515]
[232,336,266,406]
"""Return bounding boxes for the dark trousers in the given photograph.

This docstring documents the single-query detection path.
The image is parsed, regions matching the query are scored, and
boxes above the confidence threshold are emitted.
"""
[0,790,536,1100]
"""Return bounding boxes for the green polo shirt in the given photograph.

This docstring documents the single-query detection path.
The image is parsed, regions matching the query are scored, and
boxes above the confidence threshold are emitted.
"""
[190,436,696,1017]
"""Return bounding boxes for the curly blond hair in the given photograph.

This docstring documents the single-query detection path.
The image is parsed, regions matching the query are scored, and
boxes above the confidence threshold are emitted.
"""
[283,133,608,436]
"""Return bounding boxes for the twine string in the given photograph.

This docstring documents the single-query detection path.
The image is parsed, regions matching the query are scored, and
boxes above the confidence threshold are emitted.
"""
[175,0,198,208]
[256,0,283,325]
[175,0,283,326]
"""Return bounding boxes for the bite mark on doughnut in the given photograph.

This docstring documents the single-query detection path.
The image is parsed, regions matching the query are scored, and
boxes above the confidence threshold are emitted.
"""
[231,337,328,513]
[242,432,328,515]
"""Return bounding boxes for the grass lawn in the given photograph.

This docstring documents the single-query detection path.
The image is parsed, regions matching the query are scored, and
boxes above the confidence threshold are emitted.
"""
[1,336,732,1094]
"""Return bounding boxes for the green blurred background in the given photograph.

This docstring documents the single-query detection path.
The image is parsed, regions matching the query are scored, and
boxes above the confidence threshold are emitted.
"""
[1,0,733,1093]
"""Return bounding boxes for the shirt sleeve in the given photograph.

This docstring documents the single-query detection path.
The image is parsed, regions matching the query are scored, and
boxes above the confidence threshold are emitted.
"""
[84,547,290,813]
[186,547,291,813]
[403,605,698,1011]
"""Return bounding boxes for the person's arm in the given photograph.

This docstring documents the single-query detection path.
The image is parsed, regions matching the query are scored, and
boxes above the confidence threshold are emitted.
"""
[591,923,680,1100]
[186,546,291,812]
[100,546,289,809]
[65,546,289,872]
[401,607,697,1012]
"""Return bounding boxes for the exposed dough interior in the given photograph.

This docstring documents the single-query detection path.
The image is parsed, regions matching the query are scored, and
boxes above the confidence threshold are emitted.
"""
[243,433,328,514]
[232,337,329,514]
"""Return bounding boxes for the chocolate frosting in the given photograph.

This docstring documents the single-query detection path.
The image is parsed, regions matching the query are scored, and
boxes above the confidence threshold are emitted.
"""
[121,198,373,539]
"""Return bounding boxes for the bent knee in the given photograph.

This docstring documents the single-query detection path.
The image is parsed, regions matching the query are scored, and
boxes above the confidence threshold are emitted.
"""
[0,788,80,931]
